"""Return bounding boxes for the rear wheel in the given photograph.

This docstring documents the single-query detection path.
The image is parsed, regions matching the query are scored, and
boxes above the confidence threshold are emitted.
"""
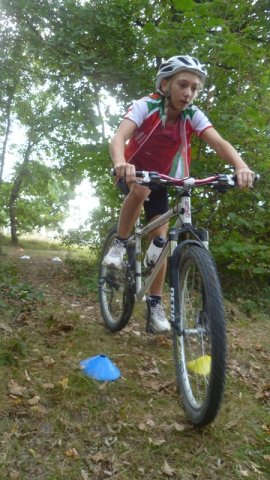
[172,245,226,426]
[98,226,135,332]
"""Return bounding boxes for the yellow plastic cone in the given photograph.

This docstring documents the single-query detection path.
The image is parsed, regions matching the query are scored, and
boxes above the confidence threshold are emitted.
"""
[187,355,211,375]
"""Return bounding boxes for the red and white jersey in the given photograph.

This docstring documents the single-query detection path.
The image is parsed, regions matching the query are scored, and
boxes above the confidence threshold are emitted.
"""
[124,93,212,177]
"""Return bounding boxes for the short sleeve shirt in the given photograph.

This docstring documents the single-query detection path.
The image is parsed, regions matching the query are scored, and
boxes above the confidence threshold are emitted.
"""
[124,94,212,177]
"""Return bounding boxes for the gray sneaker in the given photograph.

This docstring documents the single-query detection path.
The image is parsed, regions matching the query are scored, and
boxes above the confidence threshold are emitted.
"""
[102,239,126,269]
[146,303,171,333]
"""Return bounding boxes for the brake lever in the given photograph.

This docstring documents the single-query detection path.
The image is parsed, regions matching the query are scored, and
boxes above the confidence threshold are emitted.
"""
[214,174,235,193]
[214,173,259,192]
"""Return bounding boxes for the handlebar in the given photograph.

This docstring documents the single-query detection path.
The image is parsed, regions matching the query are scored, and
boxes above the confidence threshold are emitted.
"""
[113,169,259,191]
[135,171,225,187]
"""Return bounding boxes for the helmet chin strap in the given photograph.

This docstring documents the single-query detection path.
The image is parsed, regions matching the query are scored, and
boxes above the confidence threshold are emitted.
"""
[166,91,176,109]
[162,87,190,126]
[161,92,170,127]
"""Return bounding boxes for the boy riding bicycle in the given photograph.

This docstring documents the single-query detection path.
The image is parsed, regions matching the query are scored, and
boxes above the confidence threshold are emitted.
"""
[103,55,254,333]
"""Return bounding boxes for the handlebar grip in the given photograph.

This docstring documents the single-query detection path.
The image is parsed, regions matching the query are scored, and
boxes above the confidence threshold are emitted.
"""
[111,168,144,178]
[232,173,260,186]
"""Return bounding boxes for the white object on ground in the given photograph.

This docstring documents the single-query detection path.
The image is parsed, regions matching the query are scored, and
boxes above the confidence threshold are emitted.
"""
[52,257,62,262]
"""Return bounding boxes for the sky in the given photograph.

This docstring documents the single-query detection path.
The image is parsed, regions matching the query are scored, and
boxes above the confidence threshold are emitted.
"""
[62,179,99,232]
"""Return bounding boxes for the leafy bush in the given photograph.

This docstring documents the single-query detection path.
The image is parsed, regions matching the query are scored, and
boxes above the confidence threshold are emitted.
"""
[212,237,270,277]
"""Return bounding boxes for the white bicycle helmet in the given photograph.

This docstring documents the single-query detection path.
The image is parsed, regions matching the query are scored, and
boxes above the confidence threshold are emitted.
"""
[156,55,207,93]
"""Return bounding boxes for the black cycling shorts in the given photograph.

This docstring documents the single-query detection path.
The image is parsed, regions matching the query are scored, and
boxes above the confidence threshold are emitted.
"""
[144,187,169,222]
[116,179,169,223]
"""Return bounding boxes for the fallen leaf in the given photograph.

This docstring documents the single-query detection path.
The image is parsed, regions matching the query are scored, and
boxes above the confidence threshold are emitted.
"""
[225,420,239,430]
[25,369,31,382]
[43,356,55,367]
[104,436,117,446]
[81,470,90,480]
[90,451,105,463]
[146,418,155,428]
[154,336,171,347]
[59,377,69,390]
[9,470,20,480]
[54,438,62,447]
[147,380,174,392]
[173,422,186,432]
[9,397,23,404]
[65,447,79,458]
[0,322,13,333]
[28,395,40,406]
[28,448,37,456]
[98,381,109,390]
[30,405,47,416]
[149,437,166,446]
[256,384,270,402]
[8,379,27,398]
[250,462,263,474]
[138,422,147,431]
[148,367,161,376]
[103,469,117,477]
[42,383,55,390]
[161,460,175,477]
[239,468,249,477]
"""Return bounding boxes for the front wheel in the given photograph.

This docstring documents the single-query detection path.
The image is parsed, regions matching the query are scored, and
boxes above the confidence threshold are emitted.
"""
[98,226,135,332]
[171,245,226,426]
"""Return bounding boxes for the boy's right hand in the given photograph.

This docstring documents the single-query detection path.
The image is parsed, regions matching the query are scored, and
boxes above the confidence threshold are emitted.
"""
[114,162,136,183]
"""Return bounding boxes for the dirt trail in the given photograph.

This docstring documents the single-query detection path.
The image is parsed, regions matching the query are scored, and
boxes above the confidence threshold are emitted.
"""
[11,251,97,310]
[1,248,269,480]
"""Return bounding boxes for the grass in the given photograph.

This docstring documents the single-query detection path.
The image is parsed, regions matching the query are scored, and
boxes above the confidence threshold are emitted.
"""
[0,240,269,479]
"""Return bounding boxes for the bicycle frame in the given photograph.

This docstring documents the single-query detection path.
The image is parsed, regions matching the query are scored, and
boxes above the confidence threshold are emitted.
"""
[128,190,207,302]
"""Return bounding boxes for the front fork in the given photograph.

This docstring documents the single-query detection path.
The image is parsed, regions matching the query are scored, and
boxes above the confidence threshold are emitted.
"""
[169,193,209,333]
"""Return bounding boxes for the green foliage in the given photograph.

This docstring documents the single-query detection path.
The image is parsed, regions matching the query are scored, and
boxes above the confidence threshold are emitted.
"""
[190,166,270,279]
[0,257,18,288]
[60,228,94,250]
[0,337,27,366]
[0,258,45,313]
[64,254,99,295]
[212,236,270,275]
[1,281,45,304]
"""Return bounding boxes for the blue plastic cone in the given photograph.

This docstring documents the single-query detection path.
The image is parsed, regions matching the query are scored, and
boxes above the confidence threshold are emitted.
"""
[80,354,121,381]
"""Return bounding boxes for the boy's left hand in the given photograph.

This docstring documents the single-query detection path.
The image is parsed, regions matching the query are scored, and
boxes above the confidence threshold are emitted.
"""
[235,167,255,189]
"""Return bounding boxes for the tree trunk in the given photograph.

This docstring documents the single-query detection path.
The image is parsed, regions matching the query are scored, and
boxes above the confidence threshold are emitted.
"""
[0,88,15,186]
[9,140,33,245]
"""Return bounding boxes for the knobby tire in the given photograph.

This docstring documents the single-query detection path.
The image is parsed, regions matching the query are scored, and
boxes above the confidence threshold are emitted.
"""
[172,245,226,426]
